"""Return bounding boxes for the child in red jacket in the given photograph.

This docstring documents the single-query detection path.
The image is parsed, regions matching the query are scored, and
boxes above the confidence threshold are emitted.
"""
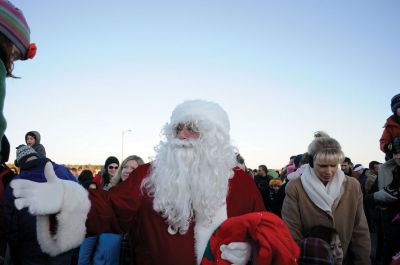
[380,93,400,161]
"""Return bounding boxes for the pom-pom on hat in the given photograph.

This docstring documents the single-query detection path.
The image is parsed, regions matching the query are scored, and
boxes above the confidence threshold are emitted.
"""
[0,0,35,60]
[170,99,230,135]
[391,93,400,114]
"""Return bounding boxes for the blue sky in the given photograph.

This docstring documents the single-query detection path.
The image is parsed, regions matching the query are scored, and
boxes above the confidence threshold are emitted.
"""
[5,0,400,169]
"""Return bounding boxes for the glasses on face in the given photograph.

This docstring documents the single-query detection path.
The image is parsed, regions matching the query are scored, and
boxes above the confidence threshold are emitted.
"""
[175,122,199,135]
[108,166,118,170]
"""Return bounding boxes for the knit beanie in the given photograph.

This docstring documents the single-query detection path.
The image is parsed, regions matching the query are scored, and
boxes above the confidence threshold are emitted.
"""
[170,100,230,135]
[104,156,119,168]
[15,144,37,167]
[0,0,35,60]
[298,237,335,265]
[391,93,400,114]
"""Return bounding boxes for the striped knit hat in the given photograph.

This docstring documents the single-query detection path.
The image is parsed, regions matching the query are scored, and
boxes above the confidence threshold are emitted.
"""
[0,0,34,60]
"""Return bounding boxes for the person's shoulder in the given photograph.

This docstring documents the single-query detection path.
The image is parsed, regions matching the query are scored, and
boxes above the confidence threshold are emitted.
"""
[136,163,151,175]
[285,177,302,190]
[229,167,257,190]
[232,167,254,181]
[385,115,400,127]
[344,176,363,193]
[131,163,152,183]
[53,163,77,182]
[346,176,359,185]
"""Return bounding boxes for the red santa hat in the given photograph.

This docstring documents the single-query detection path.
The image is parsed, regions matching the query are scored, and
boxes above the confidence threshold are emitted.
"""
[170,99,230,135]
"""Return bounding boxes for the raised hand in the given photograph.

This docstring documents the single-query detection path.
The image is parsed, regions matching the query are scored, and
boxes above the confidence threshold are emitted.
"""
[11,161,63,215]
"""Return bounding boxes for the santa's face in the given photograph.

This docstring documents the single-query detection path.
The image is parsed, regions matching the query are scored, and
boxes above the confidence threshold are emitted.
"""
[176,123,200,140]
[142,120,236,235]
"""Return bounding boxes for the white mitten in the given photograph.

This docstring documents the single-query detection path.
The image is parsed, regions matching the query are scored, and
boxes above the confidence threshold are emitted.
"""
[374,189,398,203]
[11,161,63,215]
[11,161,91,256]
[220,242,251,265]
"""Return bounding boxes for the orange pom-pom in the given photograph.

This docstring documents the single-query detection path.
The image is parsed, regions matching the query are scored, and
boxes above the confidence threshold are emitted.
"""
[26,43,37,59]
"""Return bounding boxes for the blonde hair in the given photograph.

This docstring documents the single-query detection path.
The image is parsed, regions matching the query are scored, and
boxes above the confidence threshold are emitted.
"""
[308,131,345,166]
[109,155,144,187]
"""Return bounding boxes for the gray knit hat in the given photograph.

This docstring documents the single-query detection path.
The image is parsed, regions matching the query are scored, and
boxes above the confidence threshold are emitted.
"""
[15,144,37,166]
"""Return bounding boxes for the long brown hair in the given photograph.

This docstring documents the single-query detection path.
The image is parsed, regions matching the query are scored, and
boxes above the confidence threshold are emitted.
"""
[0,33,18,77]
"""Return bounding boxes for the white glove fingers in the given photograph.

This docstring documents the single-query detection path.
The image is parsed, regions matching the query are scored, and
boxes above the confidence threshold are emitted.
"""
[227,242,250,250]
[10,179,32,190]
[13,187,34,198]
[14,198,30,210]
[221,250,242,264]
[44,162,58,183]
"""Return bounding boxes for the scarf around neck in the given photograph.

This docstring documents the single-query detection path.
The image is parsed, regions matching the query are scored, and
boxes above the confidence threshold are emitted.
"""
[300,164,345,214]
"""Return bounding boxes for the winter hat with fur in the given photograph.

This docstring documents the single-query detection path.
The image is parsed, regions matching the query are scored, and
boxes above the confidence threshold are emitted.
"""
[170,99,230,135]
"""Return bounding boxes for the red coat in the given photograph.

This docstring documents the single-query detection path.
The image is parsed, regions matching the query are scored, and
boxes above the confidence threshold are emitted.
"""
[380,115,400,152]
[87,163,265,265]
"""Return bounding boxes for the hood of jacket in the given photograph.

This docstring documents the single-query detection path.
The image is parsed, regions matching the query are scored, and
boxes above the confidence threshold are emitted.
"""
[25,131,41,145]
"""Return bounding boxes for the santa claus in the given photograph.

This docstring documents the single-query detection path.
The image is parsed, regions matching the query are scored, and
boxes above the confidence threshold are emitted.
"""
[12,99,266,265]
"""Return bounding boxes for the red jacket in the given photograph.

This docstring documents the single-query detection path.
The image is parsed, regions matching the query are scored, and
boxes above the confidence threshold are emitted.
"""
[87,163,265,265]
[380,115,400,153]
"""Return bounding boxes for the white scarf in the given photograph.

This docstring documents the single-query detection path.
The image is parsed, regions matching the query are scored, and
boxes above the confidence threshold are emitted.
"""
[301,164,345,214]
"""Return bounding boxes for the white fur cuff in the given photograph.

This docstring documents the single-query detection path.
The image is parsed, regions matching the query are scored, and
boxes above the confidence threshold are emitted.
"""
[36,181,91,256]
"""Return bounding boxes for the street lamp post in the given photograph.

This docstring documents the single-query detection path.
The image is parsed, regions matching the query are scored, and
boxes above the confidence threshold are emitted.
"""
[121,129,132,161]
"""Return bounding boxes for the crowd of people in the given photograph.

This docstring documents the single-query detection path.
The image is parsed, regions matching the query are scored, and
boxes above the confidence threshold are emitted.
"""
[0,0,399,265]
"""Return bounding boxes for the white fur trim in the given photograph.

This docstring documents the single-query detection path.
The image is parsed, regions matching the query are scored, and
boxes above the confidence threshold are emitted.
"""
[170,100,230,135]
[194,204,227,265]
[36,180,91,256]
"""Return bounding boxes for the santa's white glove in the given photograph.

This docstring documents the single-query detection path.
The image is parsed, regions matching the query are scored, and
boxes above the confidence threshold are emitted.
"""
[220,242,251,265]
[11,162,63,215]
[374,189,398,203]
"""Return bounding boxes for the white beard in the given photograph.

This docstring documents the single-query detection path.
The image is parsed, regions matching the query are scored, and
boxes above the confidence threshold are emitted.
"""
[142,130,236,235]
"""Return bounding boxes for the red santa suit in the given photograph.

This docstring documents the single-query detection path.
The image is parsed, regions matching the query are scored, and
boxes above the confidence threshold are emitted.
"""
[87,163,265,265]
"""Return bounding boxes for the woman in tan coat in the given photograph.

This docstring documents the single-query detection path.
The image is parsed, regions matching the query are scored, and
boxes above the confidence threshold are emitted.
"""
[282,131,371,265]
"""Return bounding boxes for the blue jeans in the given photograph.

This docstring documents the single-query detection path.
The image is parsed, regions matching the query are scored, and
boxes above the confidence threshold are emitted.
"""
[78,234,121,265]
